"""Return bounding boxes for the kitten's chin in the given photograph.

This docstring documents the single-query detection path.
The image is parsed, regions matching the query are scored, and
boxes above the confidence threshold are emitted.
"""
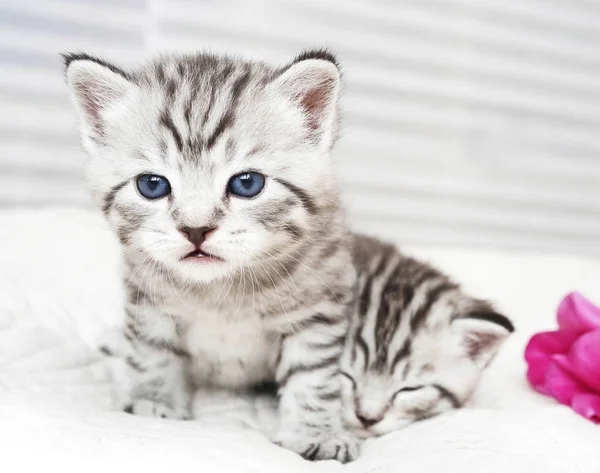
[180,264,232,283]
[350,428,377,439]
[159,253,232,284]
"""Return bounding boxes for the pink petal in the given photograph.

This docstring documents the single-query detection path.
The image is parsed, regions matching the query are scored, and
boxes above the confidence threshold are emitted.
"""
[526,363,550,393]
[566,329,600,393]
[571,393,600,424]
[525,330,580,389]
[557,292,600,332]
[525,330,580,359]
[544,356,589,405]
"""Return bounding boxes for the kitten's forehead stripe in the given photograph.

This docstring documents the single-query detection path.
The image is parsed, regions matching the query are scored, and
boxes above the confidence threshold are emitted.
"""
[165,78,177,99]
[230,69,253,103]
[409,281,458,333]
[374,261,407,371]
[390,339,412,375]
[134,55,259,163]
[356,242,428,373]
[205,111,234,151]
[160,110,184,152]
[157,138,168,159]
[202,82,218,124]
[247,144,265,156]
[225,136,236,159]
[183,99,193,128]
[204,69,252,151]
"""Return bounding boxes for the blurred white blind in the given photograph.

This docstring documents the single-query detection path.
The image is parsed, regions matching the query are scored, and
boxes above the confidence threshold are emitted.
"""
[1,0,600,257]
[0,0,146,206]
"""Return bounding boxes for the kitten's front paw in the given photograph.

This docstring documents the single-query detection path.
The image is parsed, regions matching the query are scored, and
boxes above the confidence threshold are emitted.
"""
[275,429,360,463]
[123,399,191,420]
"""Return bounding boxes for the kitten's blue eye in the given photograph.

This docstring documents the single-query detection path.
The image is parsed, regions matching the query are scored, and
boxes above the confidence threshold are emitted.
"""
[136,174,171,200]
[227,172,265,198]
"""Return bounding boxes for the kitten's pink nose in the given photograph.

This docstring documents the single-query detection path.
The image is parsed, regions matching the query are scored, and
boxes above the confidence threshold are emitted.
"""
[356,410,383,428]
[179,226,216,248]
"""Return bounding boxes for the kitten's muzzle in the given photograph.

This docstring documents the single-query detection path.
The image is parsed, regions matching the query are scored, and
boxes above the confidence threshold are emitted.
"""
[179,226,216,247]
[179,226,224,261]
[356,411,384,428]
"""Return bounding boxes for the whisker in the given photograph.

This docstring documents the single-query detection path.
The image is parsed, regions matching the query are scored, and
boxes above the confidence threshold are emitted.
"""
[261,247,302,312]
[269,245,341,304]
[257,253,297,314]
[239,244,294,335]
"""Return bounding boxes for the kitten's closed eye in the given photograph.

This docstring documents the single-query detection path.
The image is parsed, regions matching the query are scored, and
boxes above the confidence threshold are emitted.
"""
[393,384,461,409]
[392,385,424,398]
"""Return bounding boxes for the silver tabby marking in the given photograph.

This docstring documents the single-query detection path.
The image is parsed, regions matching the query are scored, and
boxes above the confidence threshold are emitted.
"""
[341,235,514,437]
[64,49,513,463]
[65,48,359,462]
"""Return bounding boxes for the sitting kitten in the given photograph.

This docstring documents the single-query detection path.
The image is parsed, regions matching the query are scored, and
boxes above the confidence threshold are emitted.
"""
[341,235,514,437]
[64,49,359,461]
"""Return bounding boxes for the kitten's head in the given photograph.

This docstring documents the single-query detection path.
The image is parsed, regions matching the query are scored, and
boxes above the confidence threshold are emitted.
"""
[64,50,342,282]
[340,294,514,438]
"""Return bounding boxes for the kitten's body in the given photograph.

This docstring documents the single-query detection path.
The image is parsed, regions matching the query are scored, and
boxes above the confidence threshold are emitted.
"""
[122,222,354,390]
[64,49,513,463]
[341,235,514,437]
[66,50,360,461]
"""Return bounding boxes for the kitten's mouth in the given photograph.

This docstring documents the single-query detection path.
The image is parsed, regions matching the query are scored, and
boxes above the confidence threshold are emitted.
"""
[183,248,224,262]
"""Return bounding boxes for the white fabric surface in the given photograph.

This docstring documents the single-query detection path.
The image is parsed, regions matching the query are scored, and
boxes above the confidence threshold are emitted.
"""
[0,208,598,472]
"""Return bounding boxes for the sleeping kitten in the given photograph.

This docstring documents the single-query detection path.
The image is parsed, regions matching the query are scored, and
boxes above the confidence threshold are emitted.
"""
[341,235,514,437]
[64,49,360,462]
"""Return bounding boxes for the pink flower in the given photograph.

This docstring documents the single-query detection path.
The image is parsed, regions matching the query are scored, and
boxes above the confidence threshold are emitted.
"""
[525,292,600,424]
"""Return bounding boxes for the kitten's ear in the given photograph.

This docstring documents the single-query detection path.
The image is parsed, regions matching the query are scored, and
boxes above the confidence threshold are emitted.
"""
[453,306,514,368]
[272,50,341,139]
[63,53,135,139]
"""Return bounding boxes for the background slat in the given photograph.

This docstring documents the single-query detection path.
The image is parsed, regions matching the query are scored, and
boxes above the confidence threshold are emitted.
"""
[1,0,600,258]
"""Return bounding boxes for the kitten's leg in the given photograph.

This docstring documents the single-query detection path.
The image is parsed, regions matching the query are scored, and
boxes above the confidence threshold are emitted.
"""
[120,309,193,420]
[274,314,360,463]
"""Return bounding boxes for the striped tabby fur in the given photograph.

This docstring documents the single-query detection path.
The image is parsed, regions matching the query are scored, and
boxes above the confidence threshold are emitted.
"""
[342,235,514,437]
[64,49,513,462]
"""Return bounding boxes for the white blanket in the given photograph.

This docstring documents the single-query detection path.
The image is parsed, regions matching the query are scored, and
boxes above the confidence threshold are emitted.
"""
[0,209,598,472]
